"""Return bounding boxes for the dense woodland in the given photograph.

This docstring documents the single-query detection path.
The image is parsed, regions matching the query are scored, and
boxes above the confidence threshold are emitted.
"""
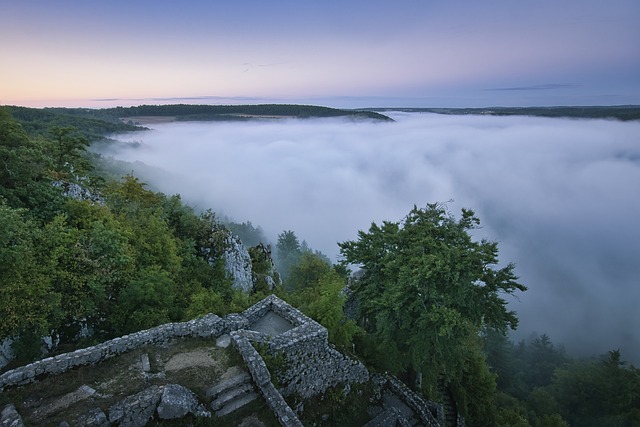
[1,105,639,426]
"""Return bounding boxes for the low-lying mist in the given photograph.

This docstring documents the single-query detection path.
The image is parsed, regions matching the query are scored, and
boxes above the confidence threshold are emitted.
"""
[106,112,640,363]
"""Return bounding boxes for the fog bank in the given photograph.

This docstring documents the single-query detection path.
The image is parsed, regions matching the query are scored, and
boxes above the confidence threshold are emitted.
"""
[107,113,640,362]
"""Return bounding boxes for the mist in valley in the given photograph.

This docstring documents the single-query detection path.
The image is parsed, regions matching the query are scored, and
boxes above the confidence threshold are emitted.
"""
[105,113,640,363]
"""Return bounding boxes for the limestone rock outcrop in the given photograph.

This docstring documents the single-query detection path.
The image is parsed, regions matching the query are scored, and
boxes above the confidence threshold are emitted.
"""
[223,233,254,292]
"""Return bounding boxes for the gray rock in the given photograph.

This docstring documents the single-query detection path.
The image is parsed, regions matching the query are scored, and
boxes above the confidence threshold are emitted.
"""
[157,384,209,420]
[108,385,163,427]
[223,234,254,292]
[156,384,195,420]
[140,353,150,372]
[73,407,109,427]
[216,334,231,348]
[1,404,24,427]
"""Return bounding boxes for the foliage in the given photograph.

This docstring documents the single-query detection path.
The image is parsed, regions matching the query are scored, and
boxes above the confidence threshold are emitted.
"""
[6,106,143,141]
[0,108,64,220]
[101,103,393,121]
[338,203,527,424]
[340,204,525,389]
[551,350,640,426]
[0,204,59,342]
[0,112,238,359]
[275,230,302,288]
[226,220,268,247]
[249,243,280,294]
[485,331,640,427]
[279,250,361,351]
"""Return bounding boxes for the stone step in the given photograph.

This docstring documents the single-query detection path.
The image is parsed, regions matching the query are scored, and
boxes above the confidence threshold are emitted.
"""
[205,372,251,400]
[215,392,259,418]
[211,383,254,411]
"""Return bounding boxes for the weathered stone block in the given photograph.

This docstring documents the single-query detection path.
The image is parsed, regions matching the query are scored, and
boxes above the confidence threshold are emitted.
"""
[157,384,208,420]
[1,404,24,427]
[108,385,163,427]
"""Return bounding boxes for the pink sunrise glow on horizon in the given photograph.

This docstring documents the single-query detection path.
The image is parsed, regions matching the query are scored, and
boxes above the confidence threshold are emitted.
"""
[1,0,639,108]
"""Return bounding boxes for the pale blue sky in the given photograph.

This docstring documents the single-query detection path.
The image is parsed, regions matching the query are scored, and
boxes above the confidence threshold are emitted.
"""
[2,0,639,107]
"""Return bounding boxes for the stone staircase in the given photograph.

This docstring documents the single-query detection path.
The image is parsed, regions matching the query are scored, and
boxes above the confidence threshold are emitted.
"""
[206,371,258,417]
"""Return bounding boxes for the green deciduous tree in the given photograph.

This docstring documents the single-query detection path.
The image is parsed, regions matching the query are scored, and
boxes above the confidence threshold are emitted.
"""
[111,267,175,334]
[48,126,92,179]
[0,108,64,220]
[0,204,60,358]
[339,203,526,421]
[281,251,361,350]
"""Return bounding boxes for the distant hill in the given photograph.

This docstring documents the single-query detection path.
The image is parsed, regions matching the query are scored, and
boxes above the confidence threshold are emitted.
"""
[103,104,394,122]
[4,104,393,141]
[5,106,142,141]
[370,105,640,121]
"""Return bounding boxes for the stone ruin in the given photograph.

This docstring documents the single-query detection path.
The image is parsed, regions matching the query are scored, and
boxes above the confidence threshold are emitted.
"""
[0,295,444,426]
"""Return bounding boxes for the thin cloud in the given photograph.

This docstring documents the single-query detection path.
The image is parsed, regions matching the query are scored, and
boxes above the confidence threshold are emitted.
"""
[487,83,581,91]
[105,113,640,363]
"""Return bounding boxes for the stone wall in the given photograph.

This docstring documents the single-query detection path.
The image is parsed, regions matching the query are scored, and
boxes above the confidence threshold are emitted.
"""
[230,331,303,427]
[375,374,444,427]
[242,294,307,327]
[243,295,369,400]
[0,295,437,427]
[278,344,370,399]
[0,314,226,392]
[0,295,367,426]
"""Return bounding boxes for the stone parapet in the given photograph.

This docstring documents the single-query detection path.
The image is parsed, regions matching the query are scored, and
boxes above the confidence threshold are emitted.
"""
[277,344,369,399]
[0,314,225,392]
[0,295,441,426]
[230,331,303,427]
[376,374,443,427]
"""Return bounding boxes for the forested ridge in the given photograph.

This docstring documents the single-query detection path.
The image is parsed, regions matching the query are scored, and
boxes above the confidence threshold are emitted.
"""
[5,104,391,140]
[371,105,640,121]
[1,106,638,426]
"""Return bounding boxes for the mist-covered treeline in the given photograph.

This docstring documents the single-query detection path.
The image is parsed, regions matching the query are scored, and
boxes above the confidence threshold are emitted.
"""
[485,331,640,426]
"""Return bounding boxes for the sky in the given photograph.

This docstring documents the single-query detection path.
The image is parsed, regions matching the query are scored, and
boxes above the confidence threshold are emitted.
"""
[2,0,639,108]
[105,113,640,363]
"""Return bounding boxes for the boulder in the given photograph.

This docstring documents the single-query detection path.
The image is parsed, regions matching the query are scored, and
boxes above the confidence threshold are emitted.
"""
[0,404,24,427]
[108,385,163,427]
[156,384,210,420]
